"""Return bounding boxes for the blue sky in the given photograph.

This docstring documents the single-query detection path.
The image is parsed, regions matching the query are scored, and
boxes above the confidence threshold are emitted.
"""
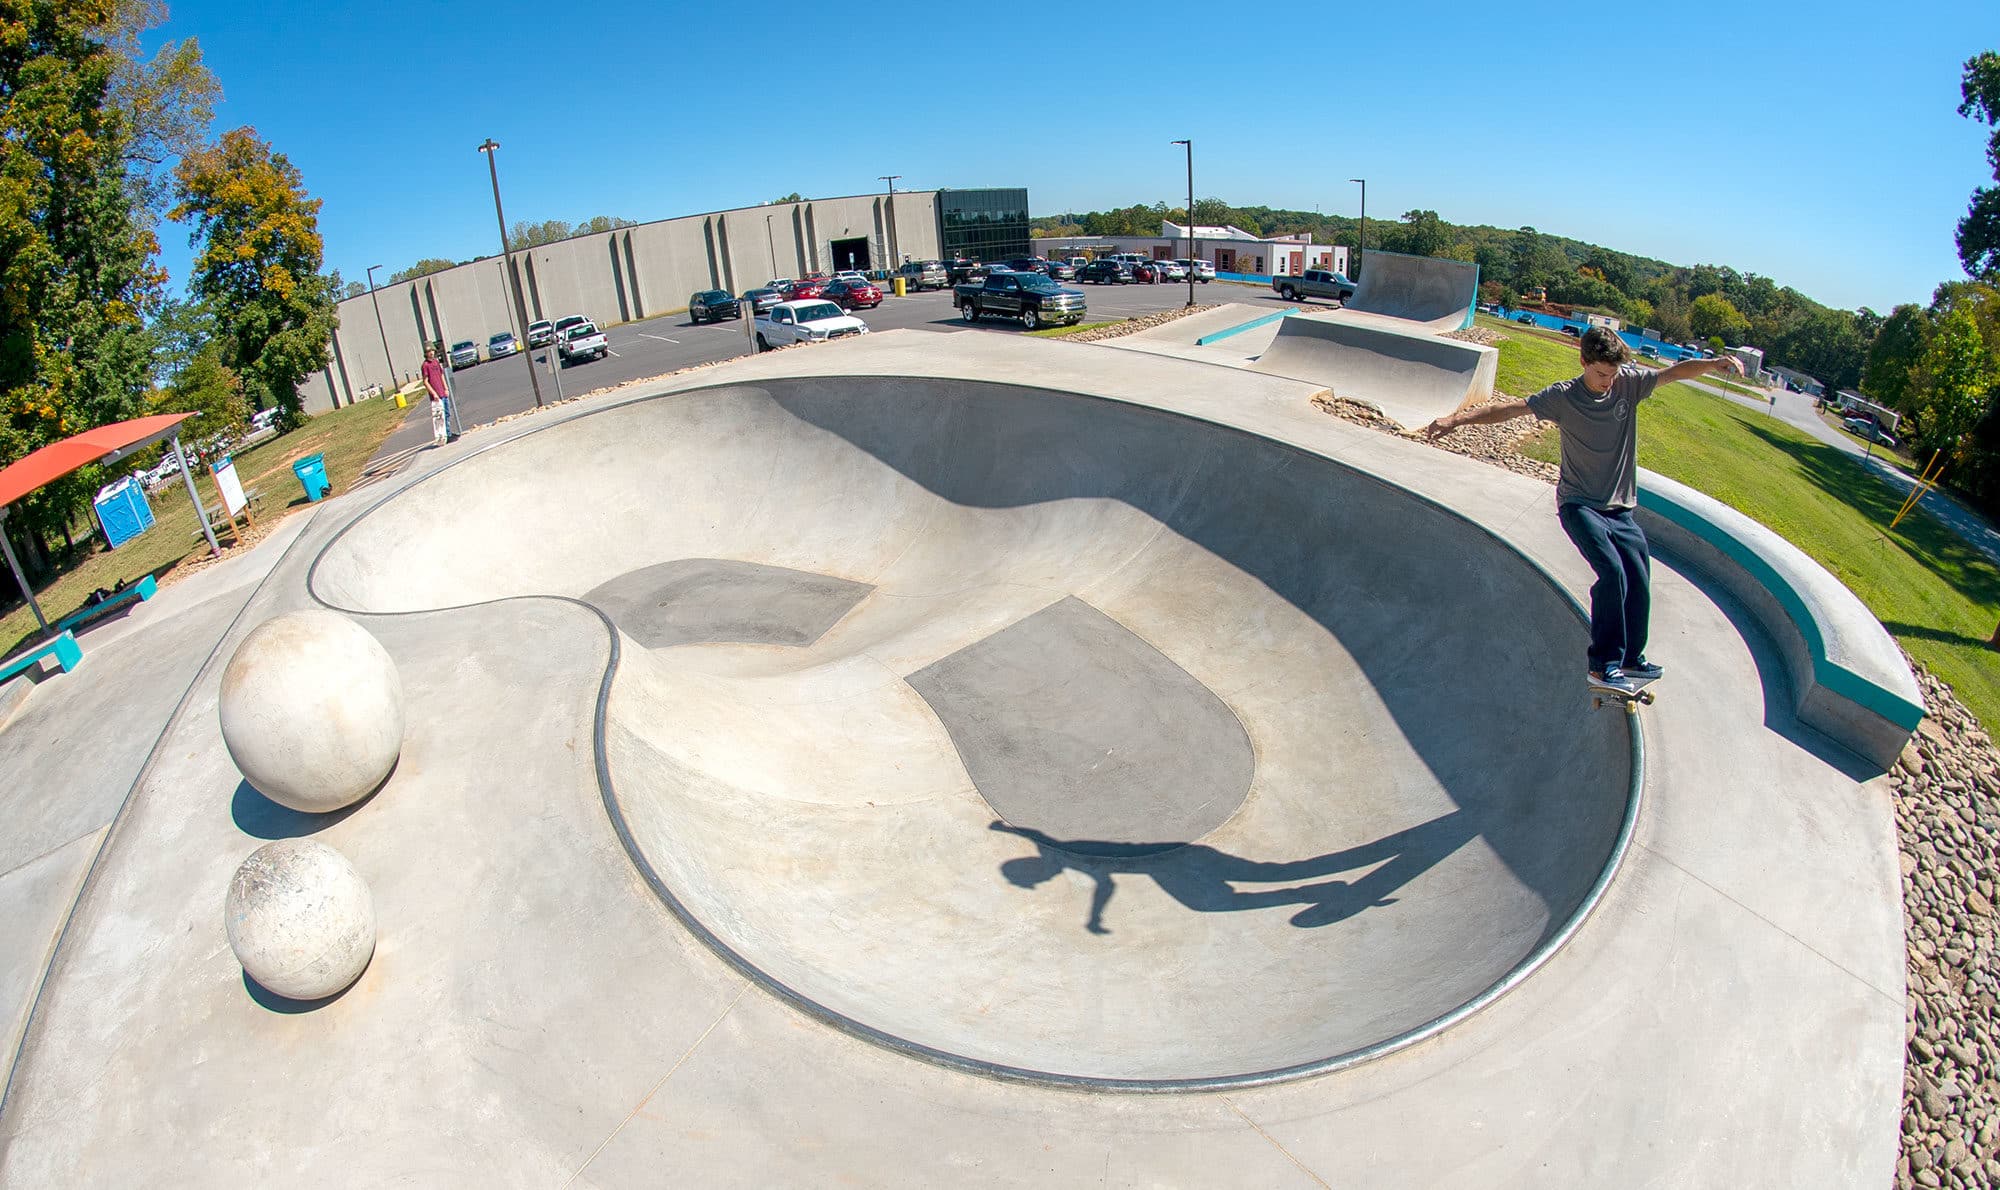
[151,0,1994,314]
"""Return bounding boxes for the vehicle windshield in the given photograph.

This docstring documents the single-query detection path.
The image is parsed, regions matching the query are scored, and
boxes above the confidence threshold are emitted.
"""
[451,341,475,351]
[794,302,844,323]
[565,324,597,338]
[489,333,513,345]
[697,291,726,301]
[1017,275,1061,292]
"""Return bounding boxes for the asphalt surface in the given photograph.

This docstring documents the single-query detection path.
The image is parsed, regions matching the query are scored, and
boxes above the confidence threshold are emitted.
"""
[371,277,1276,463]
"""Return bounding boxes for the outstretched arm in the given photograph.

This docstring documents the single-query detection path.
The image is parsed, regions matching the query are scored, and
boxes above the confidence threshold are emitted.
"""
[1423,399,1535,441]
[1655,354,1744,386]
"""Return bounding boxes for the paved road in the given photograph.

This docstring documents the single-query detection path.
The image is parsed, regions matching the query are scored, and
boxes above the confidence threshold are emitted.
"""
[371,278,1265,463]
[1687,380,2000,565]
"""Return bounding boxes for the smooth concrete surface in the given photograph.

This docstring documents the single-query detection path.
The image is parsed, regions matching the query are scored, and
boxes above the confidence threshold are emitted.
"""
[1639,471,1924,766]
[314,373,1633,1083]
[0,331,1904,1184]
[1250,309,1499,428]
[1342,249,1480,331]
[0,830,101,1073]
[584,558,873,649]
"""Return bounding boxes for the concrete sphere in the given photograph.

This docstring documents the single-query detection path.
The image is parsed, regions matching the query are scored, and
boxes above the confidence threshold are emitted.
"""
[220,609,404,813]
[225,839,376,1001]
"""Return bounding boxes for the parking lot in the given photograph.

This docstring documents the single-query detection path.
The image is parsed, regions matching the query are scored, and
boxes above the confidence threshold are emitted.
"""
[372,278,1287,459]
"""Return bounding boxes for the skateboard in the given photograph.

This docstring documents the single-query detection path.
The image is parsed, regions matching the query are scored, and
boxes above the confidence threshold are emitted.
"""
[429,399,448,445]
[1590,674,1657,709]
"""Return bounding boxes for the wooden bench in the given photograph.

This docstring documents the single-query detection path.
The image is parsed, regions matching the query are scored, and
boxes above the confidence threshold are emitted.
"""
[50,574,157,634]
[0,630,82,684]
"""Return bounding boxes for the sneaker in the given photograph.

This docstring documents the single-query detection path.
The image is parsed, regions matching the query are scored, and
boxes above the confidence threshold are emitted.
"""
[1622,659,1663,682]
[1589,667,1638,694]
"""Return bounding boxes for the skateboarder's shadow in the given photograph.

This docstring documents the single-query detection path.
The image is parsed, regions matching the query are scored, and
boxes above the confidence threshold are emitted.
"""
[992,812,1475,935]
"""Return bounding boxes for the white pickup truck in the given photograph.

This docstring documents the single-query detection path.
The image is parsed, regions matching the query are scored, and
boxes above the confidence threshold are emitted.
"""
[558,321,608,365]
[753,299,869,350]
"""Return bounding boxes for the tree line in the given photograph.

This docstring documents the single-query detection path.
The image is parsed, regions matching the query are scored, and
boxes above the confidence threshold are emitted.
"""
[1,0,337,585]
[369,215,638,289]
[1037,203,1879,396]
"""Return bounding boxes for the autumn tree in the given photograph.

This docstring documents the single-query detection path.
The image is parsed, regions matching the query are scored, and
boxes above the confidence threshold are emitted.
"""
[1689,293,1750,344]
[0,0,164,570]
[171,127,335,427]
[391,257,458,282]
[97,0,219,219]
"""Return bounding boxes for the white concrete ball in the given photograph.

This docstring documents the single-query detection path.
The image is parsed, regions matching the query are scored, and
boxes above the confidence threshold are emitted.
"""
[219,609,404,813]
[225,839,376,1000]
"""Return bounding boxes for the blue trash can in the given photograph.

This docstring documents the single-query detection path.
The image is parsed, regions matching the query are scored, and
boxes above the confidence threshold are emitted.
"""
[292,453,330,501]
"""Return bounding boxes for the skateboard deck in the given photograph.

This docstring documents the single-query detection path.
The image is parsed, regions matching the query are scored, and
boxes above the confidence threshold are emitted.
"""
[1590,674,1657,708]
[429,400,448,444]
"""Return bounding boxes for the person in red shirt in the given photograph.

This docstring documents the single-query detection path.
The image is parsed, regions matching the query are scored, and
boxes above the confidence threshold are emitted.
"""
[420,347,458,443]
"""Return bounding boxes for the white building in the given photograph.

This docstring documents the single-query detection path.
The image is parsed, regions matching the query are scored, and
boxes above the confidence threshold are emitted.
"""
[1032,221,1347,279]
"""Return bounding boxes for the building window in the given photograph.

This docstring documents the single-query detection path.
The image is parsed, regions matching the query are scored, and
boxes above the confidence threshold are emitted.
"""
[937,188,1029,263]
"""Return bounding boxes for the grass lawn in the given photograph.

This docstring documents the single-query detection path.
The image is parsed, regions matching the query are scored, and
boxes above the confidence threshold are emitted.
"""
[1028,320,1120,338]
[1485,320,2000,731]
[2,393,411,657]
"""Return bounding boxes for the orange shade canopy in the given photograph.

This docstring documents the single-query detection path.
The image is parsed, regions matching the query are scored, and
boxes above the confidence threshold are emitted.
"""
[0,412,195,509]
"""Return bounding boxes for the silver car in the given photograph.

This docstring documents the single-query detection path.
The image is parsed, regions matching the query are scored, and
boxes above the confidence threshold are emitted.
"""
[448,340,480,368]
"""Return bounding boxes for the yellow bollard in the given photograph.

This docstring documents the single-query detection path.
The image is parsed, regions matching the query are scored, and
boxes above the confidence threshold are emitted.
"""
[393,391,407,409]
[893,276,907,297]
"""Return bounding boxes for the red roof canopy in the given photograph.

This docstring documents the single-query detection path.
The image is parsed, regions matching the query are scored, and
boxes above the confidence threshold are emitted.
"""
[0,412,196,510]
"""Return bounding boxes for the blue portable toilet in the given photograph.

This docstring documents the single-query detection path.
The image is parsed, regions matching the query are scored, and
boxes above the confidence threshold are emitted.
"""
[93,477,155,548]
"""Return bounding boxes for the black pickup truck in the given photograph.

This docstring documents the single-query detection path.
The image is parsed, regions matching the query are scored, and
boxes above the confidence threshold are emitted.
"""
[954,272,1088,330]
[1272,269,1357,303]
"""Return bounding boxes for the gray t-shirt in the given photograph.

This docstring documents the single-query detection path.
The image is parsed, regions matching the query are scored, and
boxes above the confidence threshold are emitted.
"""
[1525,365,1661,510]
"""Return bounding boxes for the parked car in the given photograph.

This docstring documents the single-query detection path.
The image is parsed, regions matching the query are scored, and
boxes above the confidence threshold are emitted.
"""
[1130,262,1163,284]
[784,278,828,300]
[553,314,590,341]
[1078,260,1131,284]
[954,271,1087,329]
[1515,312,1536,324]
[1174,259,1216,282]
[765,278,796,293]
[897,260,950,291]
[250,406,282,434]
[1044,261,1077,281]
[945,260,986,284]
[1559,325,1581,337]
[740,286,786,313]
[1271,270,1355,303]
[823,278,883,310]
[689,290,741,323]
[832,270,869,287]
[448,340,480,367]
[1152,260,1187,281]
[754,299,869,349]
[1065,257,1090,271]
[1843,415,1896,446]
[1004,257,1051,275]
[558,321,608,365]
[488,331,520,359]
[526,319,556,347]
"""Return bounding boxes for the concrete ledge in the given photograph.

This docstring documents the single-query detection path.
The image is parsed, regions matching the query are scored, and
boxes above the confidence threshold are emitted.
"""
[1249,312,1498,429]
[1636,469,1924,767]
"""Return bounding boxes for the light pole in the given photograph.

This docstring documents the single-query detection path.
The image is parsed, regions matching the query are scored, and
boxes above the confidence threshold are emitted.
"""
[879,175,901,270]
[477,137,544,409]
[1349,178,1366,277]
[364,263,392,393]
[1171,139,1195,308]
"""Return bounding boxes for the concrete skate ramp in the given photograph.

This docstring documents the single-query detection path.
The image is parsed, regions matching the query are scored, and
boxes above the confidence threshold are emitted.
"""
[1251,312,1499,429]
[312,377,1635,1088]
[1342,249,1480,331]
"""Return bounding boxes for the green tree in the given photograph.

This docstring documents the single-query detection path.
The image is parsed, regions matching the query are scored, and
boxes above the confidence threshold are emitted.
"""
[1862,304,1929,410]
[0,0,164,568]
[390,257,458,283]
[344,280,364,298]
[98,0,220,219]
[573,214,636,236]
[152,343,244,444]
[770,192,803,204]
[1914,305,1998,458]
[1622,297,1656,330]
[506,218,571,250]
[1394,209,1450,258]
[171,126,335,427]
[1771,307,1867,392]
[1689,294,1750,344]
[1956,51,2000,278]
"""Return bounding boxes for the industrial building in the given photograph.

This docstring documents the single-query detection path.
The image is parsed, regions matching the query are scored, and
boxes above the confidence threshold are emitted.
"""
[1032,221,1347,278]
[303,188,1030,414]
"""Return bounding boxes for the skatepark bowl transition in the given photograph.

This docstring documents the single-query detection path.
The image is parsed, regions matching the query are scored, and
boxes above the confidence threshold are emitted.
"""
[0,331,1910,1184]
[311,375,1632,1086]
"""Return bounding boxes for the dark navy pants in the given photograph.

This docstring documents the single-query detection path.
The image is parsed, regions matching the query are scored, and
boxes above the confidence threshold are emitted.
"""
[1557,502,1650,673]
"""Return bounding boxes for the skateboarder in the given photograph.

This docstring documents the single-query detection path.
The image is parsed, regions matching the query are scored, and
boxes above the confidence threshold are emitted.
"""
[1423,327,1743,694]
[420,347,457,445]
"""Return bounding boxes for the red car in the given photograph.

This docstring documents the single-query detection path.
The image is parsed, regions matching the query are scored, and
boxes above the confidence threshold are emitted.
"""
[1130,262,1162,284]
[823,279,882,310]
[784,278,828,300]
